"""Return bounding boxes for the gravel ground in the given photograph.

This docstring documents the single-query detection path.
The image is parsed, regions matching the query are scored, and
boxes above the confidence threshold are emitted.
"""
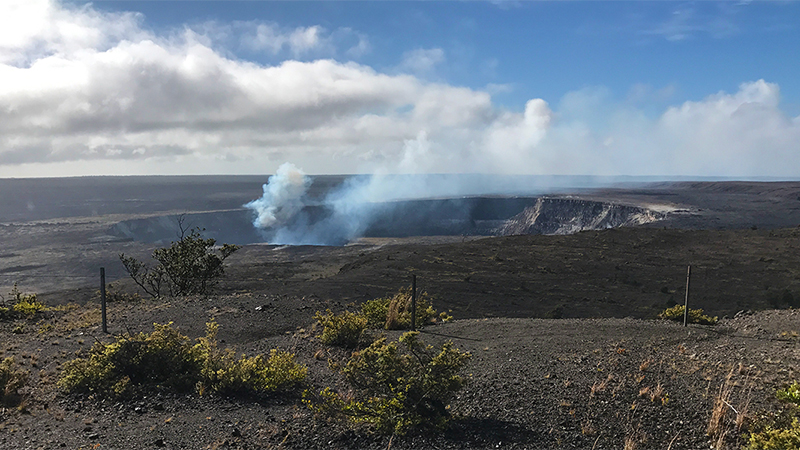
[3,303,800,450]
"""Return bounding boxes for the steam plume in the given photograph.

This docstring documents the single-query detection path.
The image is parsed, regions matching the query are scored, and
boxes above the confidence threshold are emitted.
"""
[244,163,310,229]
[243,142,600,246]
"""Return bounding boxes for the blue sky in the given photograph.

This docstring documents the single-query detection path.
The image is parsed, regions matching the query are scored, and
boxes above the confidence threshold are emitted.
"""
[1,0,799,177]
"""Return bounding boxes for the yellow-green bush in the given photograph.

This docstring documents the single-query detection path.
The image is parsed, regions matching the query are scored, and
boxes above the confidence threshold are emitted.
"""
[0,357,29,407]
[315,287,451,348]
[1,284,46,321]
[58,322,201,398]
[743,382,800,450]
[361,287,440,330]
[778,383,800,406]
[658,305,717,325]
[195,321,307,395]
[58,322,306,399]
[746,418,800,450]
[314,309,368,348]
[12,297,46,318]
[306,331,471,435]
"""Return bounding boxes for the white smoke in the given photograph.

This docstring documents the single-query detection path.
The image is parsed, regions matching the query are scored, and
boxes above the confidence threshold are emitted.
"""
[243,156,601,246]
[244,162,310,229]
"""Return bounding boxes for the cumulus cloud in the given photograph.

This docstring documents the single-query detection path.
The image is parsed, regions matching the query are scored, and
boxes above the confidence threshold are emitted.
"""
[0,0,146,65]
[0,0,798,179]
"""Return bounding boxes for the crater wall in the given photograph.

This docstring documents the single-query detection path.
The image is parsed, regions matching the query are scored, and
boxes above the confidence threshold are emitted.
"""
[496,197,664,236]
[109,196,665,245]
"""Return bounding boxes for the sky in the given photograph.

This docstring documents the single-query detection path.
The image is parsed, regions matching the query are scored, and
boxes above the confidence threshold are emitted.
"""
[1,0,799,178]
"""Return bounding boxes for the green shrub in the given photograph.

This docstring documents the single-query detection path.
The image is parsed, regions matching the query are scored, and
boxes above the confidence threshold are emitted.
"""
[746,418,800,450]
[58,321,306,400]
[658,305,717,325]
[314,309,368,348]
[12,298,46,318]
[195,321,306,395]
[306,331,471,435]
[1,284,46,321]
[778,383,800,406]
[58,322,201,398]
[315,287,451,348]
[0,357,29,407]
[361,287,440,330]
[744,382,800,449]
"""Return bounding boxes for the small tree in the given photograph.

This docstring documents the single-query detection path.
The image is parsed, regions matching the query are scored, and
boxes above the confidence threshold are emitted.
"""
[120,220,239,298]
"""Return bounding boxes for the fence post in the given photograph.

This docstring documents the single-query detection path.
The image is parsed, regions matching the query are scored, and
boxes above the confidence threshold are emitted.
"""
[100,267,108,333]
[411,274,417,331]
[683,265,691,327]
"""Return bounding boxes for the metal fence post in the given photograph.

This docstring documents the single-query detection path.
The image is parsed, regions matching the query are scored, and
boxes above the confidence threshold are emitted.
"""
[100,267,108,333]
[683,265,691,327]
[411,274,417,331]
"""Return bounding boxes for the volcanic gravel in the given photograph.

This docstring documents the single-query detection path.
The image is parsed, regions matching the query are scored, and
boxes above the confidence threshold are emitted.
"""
[3,301,800,450]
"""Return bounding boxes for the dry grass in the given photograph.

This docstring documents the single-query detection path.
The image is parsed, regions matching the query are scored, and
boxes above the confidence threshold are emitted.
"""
[581,419,597,436]
[384,293,407,330]
[590,374,613,397]
[623,424,647,450]
[707,366,753,449]
[51,306,101,333]
[650,383,667,405]
[638,382,668,405]
[707,371,734,448]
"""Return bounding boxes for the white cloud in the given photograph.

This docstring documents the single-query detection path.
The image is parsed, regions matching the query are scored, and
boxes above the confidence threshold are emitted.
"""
[485,83,513,95]
[531,80,800,177]
[237,22,369,60]
[0,0,798,179]
[244,23,329,57]
[482,99,552,171]
[0,0,146,65]
[398,48,445,76]
[645,3,741,42]
[653,80,798,175]
[344,32,371,58]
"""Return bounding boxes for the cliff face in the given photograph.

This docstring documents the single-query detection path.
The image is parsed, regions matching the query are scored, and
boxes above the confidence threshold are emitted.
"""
[496,197,664,236]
